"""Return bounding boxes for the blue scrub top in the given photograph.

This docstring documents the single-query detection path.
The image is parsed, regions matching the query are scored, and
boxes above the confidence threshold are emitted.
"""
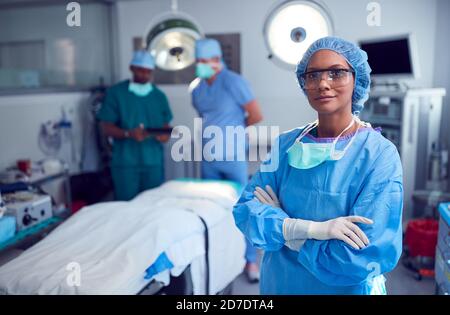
[233,126,404,294]
[97,80,173,167]
[191,68,255,159]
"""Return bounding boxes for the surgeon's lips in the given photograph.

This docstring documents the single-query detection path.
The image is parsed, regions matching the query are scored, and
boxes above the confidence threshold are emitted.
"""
[314,94,336,102]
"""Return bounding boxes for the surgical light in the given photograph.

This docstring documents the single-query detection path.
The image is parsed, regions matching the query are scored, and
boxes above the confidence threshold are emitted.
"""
[144,0,203,71]
[263,0,334,69]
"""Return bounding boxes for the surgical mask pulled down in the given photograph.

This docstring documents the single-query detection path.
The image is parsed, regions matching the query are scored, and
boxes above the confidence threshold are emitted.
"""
[129,81,153,97]
[287,116,368,169]
[195,61,222,79]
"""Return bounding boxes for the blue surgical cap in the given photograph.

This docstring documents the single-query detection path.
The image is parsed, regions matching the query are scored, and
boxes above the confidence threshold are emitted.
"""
[195,38,222,59]
[130,50,155,70]
[295,36,371,114]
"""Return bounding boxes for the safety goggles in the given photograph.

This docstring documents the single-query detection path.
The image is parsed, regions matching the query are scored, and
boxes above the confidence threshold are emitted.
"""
[299,68,355,90]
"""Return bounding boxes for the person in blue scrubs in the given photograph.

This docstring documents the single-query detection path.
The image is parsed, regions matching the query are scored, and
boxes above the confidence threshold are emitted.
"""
[97,51,173,201]
[233,37,403,294]
[191,38,264,282]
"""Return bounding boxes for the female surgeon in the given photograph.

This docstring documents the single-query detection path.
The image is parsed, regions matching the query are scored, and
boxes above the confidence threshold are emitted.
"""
[233,37,403,294]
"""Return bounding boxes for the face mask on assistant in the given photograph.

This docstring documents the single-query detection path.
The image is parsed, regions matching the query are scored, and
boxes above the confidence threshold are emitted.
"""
[195,59,224,79]
[195,62,216,79]
[128,81,153,97]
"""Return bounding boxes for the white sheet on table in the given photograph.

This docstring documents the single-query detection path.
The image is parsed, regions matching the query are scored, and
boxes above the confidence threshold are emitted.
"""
[122,214,245,295]
[0,180,245,295]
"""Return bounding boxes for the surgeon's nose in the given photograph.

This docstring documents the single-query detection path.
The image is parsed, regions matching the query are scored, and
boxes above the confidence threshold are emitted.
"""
[318,77,331,91]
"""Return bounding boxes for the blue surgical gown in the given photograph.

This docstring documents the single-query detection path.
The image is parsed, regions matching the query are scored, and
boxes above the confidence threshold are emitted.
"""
[191,68,254,163]
[233,126,403,294]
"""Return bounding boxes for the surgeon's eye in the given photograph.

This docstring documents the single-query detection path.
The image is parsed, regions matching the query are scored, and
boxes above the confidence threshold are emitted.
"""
[305,72,320,81]
[329,69,348,79]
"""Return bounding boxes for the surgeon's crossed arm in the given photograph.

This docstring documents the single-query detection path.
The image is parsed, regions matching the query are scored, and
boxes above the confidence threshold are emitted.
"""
[253,186,373,252]
[233,159,288,252]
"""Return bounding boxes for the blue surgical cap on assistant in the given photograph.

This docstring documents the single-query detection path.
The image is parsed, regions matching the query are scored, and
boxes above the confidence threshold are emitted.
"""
[195,38,222,59]
[130,50,155,70]
[295,36,372,114]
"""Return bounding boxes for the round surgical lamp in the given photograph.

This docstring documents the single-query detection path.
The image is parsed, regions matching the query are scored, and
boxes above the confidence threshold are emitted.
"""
[263,0,334,70]
[144,1,203,71]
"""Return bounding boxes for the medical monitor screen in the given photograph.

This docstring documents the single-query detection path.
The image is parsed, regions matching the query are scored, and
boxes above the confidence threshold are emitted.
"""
[360,38,413,76]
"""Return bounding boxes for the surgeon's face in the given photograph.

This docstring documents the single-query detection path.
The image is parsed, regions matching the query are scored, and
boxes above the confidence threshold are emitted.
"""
[304,50,354,115]
[130,65,152,84]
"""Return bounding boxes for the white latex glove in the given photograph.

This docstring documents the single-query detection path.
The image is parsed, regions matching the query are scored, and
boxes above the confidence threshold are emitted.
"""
[254,185,280,208]
[283,216,373,250]
[307,216,373,249]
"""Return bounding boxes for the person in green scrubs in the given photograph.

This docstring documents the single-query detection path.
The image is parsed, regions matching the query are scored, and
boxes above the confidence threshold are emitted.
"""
[97,50,173,201]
